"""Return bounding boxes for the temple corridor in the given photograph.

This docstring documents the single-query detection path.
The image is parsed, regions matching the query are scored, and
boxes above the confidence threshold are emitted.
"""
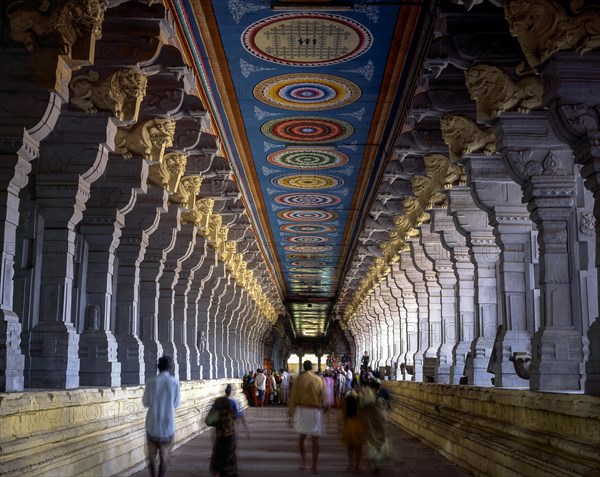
[2,0,600,476]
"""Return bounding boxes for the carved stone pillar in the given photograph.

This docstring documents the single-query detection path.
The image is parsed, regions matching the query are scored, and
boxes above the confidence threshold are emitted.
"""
[115,186,167,385]
[539,51,600,395]
[447,186,499,386]
[467,155,538,387]
[386,274,404,380]
[431,209,476,384]
[139,191,182,381]
[390,264,417,381]
[420,226,457,384]
[395,258,421,381]
[168,222,197,381]
[207,266,229,378]
[496,111,582,390]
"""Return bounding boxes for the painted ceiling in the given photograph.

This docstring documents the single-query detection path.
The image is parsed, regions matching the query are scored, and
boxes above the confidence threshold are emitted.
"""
[172,0,436,340]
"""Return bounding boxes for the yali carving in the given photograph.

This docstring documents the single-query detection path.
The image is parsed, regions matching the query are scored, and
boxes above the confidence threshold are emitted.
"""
[115,118,177,162]
[465,64,543,120]
[69,68,148,123]
[440,114,496,161]
[7,0,105,55]
[505,0,600,68]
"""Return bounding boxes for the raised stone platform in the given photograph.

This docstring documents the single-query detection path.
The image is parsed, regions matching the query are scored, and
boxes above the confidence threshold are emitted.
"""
[386,381,600,477]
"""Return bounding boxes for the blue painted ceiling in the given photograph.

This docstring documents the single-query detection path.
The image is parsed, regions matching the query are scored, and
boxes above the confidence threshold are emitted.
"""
[173,0,436,340]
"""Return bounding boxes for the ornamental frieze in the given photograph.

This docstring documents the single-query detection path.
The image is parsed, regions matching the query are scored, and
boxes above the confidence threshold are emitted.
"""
[464,64,543,120]
[69,69,148,123]
[505,0,600,69]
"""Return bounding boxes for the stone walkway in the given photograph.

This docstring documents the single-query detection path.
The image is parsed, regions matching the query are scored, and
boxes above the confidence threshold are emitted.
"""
[129,405,471,477]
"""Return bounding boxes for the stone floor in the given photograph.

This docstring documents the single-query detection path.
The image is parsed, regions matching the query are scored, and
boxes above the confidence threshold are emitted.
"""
[128,405,471,477]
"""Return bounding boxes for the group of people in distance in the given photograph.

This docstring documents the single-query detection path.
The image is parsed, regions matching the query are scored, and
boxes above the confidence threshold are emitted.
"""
[142,353,391,477]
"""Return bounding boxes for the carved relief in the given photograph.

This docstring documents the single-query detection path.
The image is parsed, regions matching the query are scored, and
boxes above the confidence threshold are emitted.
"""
[505,0,600,68]
[115,118,176,162]
[69,68,148,122]
[580,212,596,236]
[464,64,543,120]
[207,214,223,244]
[149,152,188,193]
[171,176,202,210]
[7,0,104,55]
[412,176,446,210]
[440,114,496,161]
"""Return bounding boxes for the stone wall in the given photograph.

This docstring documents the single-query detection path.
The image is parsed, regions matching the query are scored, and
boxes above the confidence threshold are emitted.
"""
[386,381,600,477]
[0,379,241,477]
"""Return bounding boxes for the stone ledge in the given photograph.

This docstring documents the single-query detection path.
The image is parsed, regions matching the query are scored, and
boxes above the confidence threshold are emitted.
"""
[386,382,600,477]
[0,379,241,477]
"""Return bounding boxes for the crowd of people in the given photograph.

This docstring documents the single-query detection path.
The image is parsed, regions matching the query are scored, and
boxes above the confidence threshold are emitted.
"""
[143,353,391,477]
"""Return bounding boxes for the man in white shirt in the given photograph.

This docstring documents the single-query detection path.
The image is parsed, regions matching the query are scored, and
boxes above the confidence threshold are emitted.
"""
[143,356,181,477]
[254,368,266,407]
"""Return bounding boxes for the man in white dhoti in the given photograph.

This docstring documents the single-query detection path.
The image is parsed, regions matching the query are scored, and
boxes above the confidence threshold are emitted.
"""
[288,360,324,474]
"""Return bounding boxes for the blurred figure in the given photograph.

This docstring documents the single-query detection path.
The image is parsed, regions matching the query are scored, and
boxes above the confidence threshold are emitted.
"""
[254,368,266,407]
[208,384,251,477]
[341,378,365,474]
[142,356,180,477]
[279,368,290,405]
[288,360,324,474]
[323,369,335,410]
[362,379,391,475]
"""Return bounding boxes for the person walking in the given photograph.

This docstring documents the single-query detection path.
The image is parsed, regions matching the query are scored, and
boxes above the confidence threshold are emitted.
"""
[142,356,181,477]
[254,368,266,407]
[208,384,251,477]
[279,368,290,405]
[341,378,365,474]
[288,360,324,474]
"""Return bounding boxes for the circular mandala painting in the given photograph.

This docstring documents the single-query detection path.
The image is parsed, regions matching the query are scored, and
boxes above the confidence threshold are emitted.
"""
[272,174,343,190]
[284,245,334,252]
[281,224,335,234]
[275,193,341,207]
[242,13,372,67]
[261,117,354,144]
[291,261,328,267]
[278,210,338,222]
[285,235,330,243]
[267,148,349,170]
[254,74,360,110]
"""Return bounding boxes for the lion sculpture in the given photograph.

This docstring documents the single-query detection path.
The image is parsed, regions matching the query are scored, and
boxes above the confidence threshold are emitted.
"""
[115,118,176,162]
[505,0,600,68]
[465,64,543,120]
[70,68,148,123]
[7,0,104,55]
[440,114,496,161]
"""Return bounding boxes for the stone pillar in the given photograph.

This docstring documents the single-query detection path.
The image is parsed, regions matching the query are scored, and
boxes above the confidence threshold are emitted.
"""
[468,155,537,387]
[496,111,582,390]
[420,226,457,384]
[78,155,147,387]
[139,190,181,381]
[0,0,98,391]
[197,253,218,379]
[447,186,499,386]
[539,51,600,395]
[412,233,444,382]
[386,274,404,380]
[206,265,228,378]
[391,262,417,381]
[115,186,167,385]
[431,209,476,384]
[28,113,117,389]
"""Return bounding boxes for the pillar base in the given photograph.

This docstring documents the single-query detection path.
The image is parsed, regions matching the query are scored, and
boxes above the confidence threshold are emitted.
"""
[142,339,164,380]
[79,330,121,387]
[530,327,583,391]
[28,322,80,389]
[117,335,145,385]
[0,310,24,391]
